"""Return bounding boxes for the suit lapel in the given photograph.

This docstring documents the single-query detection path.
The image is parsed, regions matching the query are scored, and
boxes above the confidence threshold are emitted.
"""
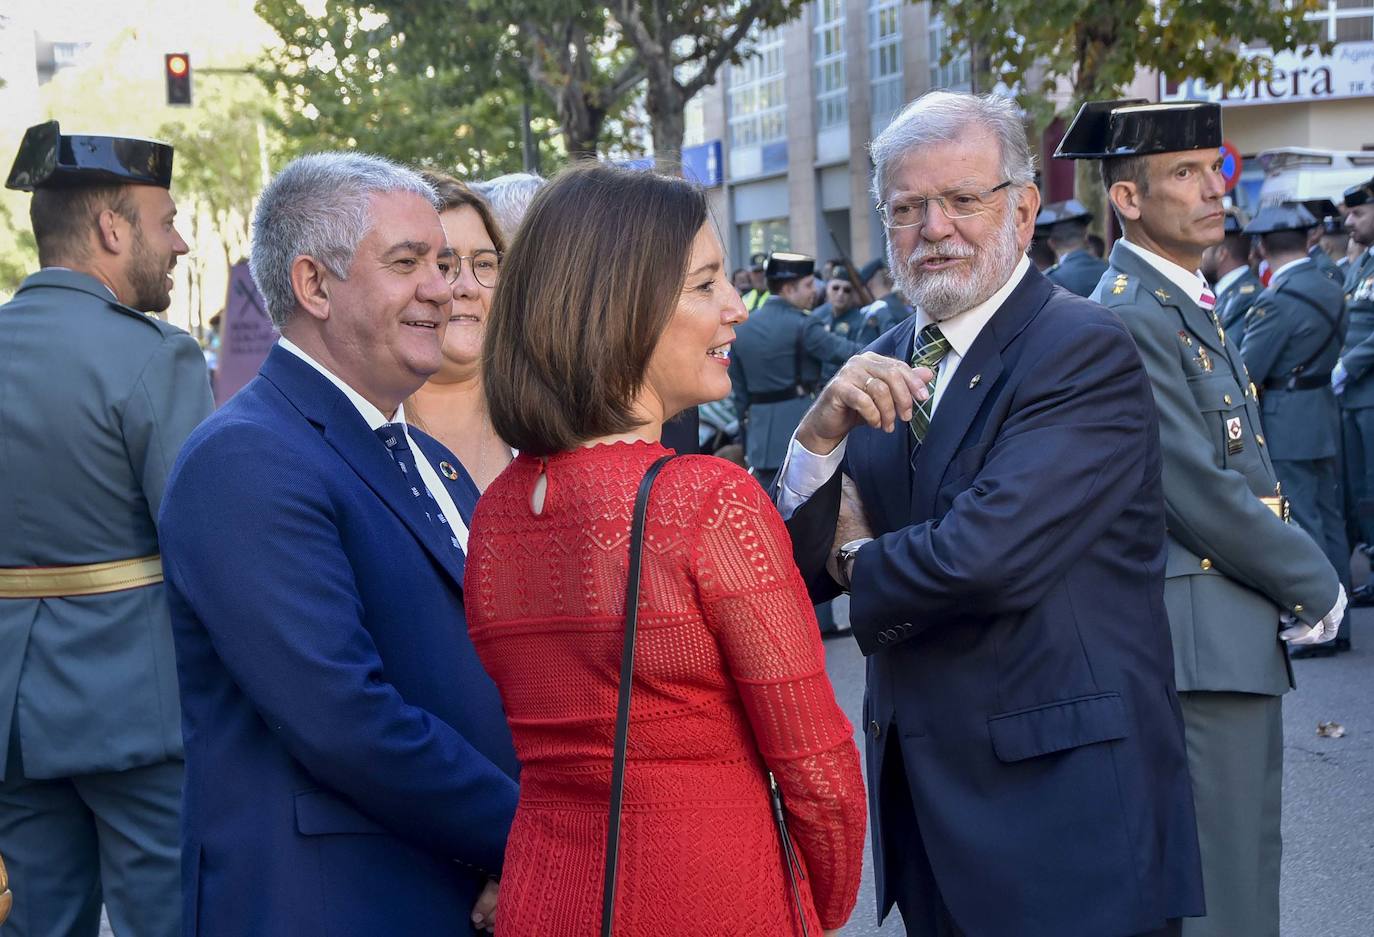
[260,347,467,591]
[909,265,1049,519]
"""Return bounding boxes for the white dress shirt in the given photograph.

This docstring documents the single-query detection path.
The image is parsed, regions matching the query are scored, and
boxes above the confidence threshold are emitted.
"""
[776,253,1031,519]
[277,337,469,551]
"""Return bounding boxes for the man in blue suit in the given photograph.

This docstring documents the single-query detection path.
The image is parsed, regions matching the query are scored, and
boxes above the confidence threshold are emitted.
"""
[158,153,519,937]
[776,91,1203,937]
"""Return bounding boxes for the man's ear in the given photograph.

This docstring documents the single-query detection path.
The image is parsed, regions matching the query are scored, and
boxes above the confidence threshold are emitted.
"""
[1013,183,1041,246]
[1108,181,1143,224]
[94,208,130,256]
[290,255,332,323]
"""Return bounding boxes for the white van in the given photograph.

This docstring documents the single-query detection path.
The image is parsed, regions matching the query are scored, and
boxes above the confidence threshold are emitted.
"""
[1256,148,1374,207]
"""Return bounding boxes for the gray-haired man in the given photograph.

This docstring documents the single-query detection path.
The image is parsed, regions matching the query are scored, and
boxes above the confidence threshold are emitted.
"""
[158,153,519,937]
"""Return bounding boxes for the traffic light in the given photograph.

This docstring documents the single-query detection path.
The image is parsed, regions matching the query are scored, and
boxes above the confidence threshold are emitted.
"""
[164,53,191,106]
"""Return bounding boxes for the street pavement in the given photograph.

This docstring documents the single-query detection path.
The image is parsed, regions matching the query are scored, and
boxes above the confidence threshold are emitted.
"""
[97,602,1370,937]
[822,595,1374,936]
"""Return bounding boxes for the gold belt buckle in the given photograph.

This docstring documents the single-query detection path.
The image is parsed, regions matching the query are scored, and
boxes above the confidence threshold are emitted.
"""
[1260,495,1291,524]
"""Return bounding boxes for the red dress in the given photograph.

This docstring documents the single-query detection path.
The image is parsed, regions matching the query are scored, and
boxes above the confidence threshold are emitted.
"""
[465,441,865,936]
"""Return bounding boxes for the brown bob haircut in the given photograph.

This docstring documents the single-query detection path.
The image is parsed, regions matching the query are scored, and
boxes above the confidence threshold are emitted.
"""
[418,170,507,254]
[483,163,708,456]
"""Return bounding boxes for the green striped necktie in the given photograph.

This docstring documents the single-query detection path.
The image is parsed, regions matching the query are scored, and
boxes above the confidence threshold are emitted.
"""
[910,323,951,443]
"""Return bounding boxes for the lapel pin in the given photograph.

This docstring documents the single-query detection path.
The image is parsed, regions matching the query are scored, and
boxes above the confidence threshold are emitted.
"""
[1154,288,1170,302]
[439,461,459,481]
[968,374,981,389]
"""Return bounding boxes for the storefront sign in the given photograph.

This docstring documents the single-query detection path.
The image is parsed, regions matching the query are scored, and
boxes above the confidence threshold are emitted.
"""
[1160,40,1374,106]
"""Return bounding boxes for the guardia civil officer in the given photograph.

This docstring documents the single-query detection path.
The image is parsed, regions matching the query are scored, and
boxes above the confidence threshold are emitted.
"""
[1039,198,1108,296]
[1059,99,1344,937]
[814,267,894,381]
[1334,176,1374,601]
[1240,203,1351,657]
[727,252,862,490]
[0,122,212,937]
[1303,198,1346,284]
[1202,209,1263,347]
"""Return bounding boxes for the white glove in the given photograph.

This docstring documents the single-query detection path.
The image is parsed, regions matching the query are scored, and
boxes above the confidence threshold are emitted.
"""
[1332,361,1349,395]
[1280,584,1347,646]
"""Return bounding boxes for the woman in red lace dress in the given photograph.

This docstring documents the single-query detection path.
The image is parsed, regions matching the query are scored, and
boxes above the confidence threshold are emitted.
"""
[466,164,865,936]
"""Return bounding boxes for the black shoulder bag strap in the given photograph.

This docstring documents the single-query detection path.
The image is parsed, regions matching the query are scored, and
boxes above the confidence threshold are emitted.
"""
[599,453,811,937]
[600,453,676,937]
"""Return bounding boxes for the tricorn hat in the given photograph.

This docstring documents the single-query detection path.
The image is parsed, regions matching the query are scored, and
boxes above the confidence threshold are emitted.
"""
[1054,100,1223,160]
[765,252,815,282]
[6,120,173,192]
[1222,207,1250,236]
[1242,202,1317,237]
[1344,176,1374,209]
[858,257,886,282]
[1035,199,1094,232]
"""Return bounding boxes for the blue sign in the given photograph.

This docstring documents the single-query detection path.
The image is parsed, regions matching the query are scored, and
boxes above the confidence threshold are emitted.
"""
[617,139,723,187]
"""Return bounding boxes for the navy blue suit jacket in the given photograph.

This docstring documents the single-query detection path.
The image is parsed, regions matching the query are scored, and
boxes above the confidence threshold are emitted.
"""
[160,347,519,937]
[786,267,1203,937]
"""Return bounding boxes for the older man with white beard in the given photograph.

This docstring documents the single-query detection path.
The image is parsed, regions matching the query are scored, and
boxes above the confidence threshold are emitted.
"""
[775,91,1204,937]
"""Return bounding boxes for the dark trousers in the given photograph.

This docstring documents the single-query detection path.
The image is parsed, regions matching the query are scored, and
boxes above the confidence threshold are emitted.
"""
[1274,456,1352,642]
[0,727,182,937]
[1340,405,1374,552]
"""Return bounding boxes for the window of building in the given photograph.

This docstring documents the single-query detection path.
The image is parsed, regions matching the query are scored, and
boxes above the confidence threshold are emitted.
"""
[814,0,847,130]
[1307,0,1374,42]
[738,219,791,265]
[868,0,904,136]
[51,41,90,68]
[728,28,787,149]
[928,15,971,91]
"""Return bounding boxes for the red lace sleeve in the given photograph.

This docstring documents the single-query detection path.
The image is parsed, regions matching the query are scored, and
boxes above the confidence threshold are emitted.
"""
[689,465,866,930]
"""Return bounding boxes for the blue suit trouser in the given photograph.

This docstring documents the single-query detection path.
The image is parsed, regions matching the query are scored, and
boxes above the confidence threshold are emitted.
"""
[0,727,181,937]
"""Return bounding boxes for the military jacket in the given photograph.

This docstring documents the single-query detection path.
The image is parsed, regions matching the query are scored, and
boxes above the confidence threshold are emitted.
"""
[727,295,862,472]
[1215,267,1263,349]
[814,300,895,380]
[1239,259,1345,461]
[0,269,213,779]
[1338,247,1374,408]
[1308,245,1344,285]
[1094,243,1339,696]
[1046,248,1108,297]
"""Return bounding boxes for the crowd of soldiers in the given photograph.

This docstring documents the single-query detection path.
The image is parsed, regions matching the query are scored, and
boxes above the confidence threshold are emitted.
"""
[724,164,1374,661]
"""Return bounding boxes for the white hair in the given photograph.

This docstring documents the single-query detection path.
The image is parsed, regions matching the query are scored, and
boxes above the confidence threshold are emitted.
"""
[870,91,1036,207]
[469,172,545,245]
[250,152,437,328]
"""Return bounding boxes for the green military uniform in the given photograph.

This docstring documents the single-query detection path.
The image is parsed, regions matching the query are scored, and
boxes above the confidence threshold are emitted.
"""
[1240,247,1349,648]
[1061,97,1341,937]
[814,299,894,381]
[1215,267,1262,348]
[1337,243,1374,547]
[1047,248,1108,297]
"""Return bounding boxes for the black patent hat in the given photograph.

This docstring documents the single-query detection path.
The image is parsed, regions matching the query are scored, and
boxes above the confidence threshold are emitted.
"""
[765,252,815,281]
[1035,199,1093,230]
[1054,99,1223,160]
[1344,177,1374,209]
[6,121,174,192]
[1243,202,1317,236]
[858,257,886,282]
[1222,208,1250,235]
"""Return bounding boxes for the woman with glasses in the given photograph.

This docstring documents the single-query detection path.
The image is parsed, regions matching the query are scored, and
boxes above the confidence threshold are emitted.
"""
[407,172,512,490]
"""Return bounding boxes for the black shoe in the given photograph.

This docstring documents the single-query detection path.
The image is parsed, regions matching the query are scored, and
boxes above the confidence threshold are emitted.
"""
[1290,642,1340,659]
[1350,584,1374,608]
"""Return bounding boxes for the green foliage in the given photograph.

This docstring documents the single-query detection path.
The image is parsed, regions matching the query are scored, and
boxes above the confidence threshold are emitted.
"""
[255,0,559,176]
[932,0,1333,106]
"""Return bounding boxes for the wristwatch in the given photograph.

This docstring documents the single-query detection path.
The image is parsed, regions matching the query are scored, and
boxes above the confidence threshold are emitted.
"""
[835,538,872,591]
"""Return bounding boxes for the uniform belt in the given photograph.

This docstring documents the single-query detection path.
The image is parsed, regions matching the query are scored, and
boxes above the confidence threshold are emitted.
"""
[0,554,163,599]
[1262,372,1332,392]
[748,384,819,405]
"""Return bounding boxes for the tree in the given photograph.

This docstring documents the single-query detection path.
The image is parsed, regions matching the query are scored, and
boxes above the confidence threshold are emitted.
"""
[931,0,1333,228]
[256,0,560,174]
[609,0,807,172]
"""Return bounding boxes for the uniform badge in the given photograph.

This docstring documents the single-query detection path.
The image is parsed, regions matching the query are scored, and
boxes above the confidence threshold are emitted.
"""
[1177,330,1193,347]
[1154,288,1170,303]
[834,322,850,335]
[1113,274,1128,295]
[1239,284,1255,294]
[1196,348,1213,372]
[439,461,459,481]
[1226,417,1244,455]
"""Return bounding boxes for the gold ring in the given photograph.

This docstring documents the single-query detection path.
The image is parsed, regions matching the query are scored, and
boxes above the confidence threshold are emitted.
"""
[864,376,876,390]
